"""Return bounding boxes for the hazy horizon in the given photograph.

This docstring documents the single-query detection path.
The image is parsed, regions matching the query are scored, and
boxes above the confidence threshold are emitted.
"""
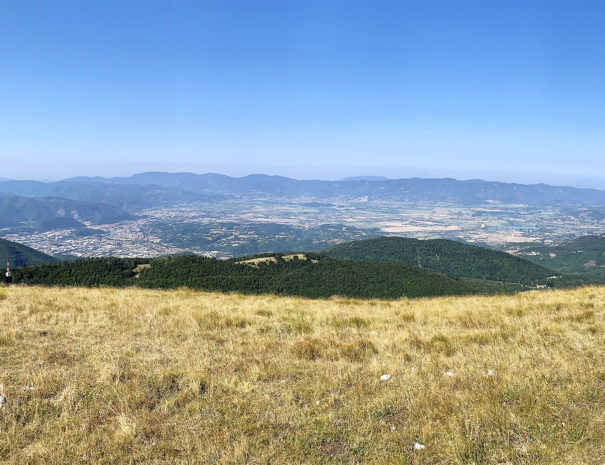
[2,1,604,188]
[3,166,605,191]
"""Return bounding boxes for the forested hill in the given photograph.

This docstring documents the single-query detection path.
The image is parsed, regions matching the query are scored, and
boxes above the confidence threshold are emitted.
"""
[515,234,605,282]
[322,236,561,286]
[0,238,58,267]
[12,254,519,299]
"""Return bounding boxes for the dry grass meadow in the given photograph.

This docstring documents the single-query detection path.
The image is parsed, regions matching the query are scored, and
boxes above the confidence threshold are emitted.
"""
[0,285,603,464]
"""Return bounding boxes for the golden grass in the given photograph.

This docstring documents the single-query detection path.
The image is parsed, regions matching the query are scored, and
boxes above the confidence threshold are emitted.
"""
[0,285,603,464]
[133,264,152,279]
[235,256,278,266]
[236,254,317,267]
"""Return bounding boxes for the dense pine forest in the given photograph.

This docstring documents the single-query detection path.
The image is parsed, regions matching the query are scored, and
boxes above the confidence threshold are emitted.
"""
[13,255,479,298]
[13,257,146,287]
[137,255,484,298]
[12,249,580,299]
[322,237,559,285]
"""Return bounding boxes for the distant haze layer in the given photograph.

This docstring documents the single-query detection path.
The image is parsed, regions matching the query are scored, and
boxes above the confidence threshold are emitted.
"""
[2,3,605,186]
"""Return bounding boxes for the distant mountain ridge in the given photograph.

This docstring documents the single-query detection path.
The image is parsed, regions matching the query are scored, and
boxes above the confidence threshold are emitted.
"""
[0,172,603,209]
[341,176,391,181]
[0,180,227,212]
[59,171,605,206]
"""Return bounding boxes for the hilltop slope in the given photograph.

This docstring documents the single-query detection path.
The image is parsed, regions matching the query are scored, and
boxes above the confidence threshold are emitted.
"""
[0,238,58,267]
[0,181,226,212]
[0,194,130,229]
[322,236,562,285]
[0,285,602,463]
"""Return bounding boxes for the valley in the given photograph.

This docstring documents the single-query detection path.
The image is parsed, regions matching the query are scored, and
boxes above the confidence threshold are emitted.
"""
[2,196,603,259]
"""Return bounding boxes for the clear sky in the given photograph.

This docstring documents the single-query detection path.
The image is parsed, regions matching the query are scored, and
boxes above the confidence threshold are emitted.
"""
[1,1,605,187]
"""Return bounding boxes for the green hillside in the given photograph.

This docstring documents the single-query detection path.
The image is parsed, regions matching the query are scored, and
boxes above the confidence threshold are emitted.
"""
[0,194,131,230]
[12,254,523,299]
[0,238,58,267]
[516,235,605,282]
[322,236,564,286]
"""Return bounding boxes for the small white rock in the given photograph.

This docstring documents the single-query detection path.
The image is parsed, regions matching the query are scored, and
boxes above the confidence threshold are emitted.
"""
[380,374,391,381]
[390,425,396,431]
[279,379,286,384]
[444,371,455,377]
[315,400,320,405]
[487,370,495,376]
[0,395,6,407]
[411,366,418,372]
[414,442,425,450]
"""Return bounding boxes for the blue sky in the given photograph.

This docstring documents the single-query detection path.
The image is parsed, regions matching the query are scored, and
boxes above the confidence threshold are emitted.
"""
[1,1,605,187]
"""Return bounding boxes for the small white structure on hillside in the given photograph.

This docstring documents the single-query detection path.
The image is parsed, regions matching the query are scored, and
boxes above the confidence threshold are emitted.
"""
[5,257,12,285]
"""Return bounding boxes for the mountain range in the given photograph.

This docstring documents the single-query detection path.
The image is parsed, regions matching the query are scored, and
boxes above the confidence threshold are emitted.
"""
[0,180,225,212]
[1,172,604,207]
[1,172,603,262]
